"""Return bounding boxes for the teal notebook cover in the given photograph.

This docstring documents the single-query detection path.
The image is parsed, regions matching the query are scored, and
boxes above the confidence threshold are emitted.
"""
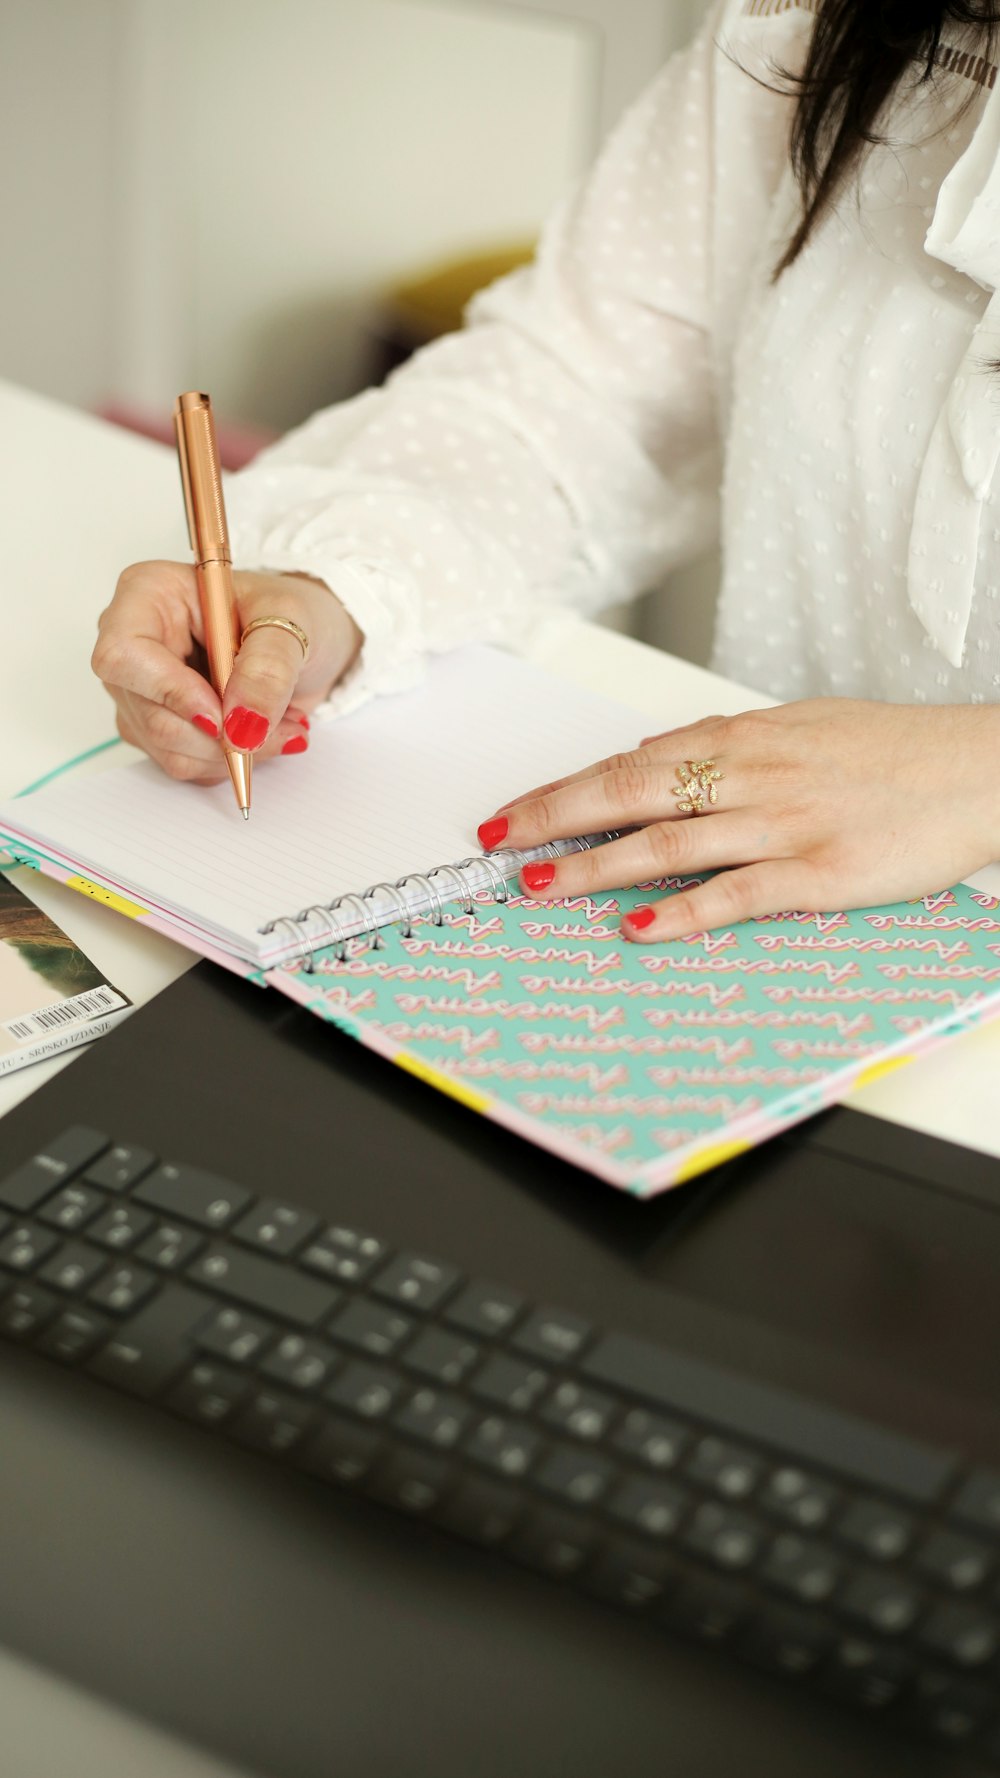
[272,876,1000,1197]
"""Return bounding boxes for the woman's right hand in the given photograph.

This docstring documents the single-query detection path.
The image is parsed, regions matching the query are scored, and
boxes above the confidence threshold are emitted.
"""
[92,561,364,783]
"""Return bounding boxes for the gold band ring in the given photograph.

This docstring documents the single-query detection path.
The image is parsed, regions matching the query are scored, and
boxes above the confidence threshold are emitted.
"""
[240,615,310,662]
[672,758,724,815]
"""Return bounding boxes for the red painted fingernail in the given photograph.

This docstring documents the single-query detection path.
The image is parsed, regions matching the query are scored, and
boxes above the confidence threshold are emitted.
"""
[281,734,308,755]
[192,714,219,738]
[224,706,269,749]
[624,904,656,931]
[478,817,509,850]
[288,708,310,729]
[522,862,555,893]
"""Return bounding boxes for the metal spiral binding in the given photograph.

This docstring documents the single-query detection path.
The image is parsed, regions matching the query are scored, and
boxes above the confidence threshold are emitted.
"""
[260,833,618,970]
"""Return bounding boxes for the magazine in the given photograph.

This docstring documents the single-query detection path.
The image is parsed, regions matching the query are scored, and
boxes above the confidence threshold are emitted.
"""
[0,872,132,1076]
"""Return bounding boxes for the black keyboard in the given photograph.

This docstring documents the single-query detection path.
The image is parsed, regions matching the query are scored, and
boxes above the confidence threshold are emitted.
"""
[2,1125,999,1762]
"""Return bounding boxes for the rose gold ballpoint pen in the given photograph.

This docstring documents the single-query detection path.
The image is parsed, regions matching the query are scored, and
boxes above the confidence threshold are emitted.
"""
[173,391,252,818]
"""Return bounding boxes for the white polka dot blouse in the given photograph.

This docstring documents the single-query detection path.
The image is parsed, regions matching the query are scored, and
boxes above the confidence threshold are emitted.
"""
[226,0,1000,716]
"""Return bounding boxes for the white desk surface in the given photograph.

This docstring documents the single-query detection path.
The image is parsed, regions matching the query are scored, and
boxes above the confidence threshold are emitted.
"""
[2,375,1000,1160]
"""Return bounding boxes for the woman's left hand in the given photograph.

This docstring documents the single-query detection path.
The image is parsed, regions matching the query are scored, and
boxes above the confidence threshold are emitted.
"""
[476,699,1000,940]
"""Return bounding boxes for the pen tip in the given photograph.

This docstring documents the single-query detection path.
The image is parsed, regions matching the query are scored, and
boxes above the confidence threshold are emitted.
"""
[243,809,249,821]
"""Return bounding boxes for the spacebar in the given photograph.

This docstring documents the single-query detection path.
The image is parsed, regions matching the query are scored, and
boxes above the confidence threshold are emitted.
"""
[581,1332,959,1505]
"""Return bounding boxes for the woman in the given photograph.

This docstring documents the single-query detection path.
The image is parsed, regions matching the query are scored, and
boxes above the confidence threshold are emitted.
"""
[92,0,1000,941]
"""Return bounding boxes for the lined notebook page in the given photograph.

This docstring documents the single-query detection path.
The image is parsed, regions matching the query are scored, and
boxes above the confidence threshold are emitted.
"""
[3,647,645,964]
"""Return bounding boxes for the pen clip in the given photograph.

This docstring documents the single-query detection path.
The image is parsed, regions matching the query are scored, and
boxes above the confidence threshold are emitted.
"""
[173,404,197,556]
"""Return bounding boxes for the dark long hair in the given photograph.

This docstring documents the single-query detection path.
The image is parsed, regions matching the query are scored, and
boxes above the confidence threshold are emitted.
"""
[762,1,1000,280]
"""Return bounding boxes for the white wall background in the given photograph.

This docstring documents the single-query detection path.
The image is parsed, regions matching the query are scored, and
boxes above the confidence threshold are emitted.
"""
[0,0,717,660]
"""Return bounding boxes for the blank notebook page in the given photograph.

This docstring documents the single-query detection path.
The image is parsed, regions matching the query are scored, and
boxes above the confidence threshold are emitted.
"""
[4,647,645,964]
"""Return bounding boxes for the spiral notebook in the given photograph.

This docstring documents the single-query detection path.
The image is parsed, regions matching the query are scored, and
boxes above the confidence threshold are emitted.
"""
[2,644,1000,1195]
[0,648,636,971]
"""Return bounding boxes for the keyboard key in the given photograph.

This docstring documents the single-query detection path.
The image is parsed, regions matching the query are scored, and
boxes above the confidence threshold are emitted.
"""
[511,1307,592,1365]
[371,1253,459,1313]
[232,1200,318,1258]
[541,1380,616,1442]
[367,1450,453,1517]
[402,1328,481,1385]
[167,1361,252,1425]
[839,1569,924,1636]
[466,1415,541,1479]
[135,1164,253,1232]
[324,1361,404,1421]
[904,1673,998,1746]
[392,1387,471,1450]
[299,1415,382,1486]
[469,1354,549,1413]
[84,1144,156,1193]
[87,1284,212,1397]
[836,1496,916,1562]
[0,1161,65,1216]
[88,1263,158,1316]
[742,1606,833,1678]
[915,1528,994,1594]
[761,1533,844,1606]
[0,1282,58,1340]
[0,1127,108,1213]
[135,1223,204,1273]
[432,1478,521,1548]
[607,1475,688,1541]
[260,1333,338,1393]
[583,1540,675,1610]
[36,1308,111,1364]
[38,1184,106,1233]
[189,1245,340,1329]
[533,1444,616,1507]
[89,1203,155,1252]
[612,1408,690,1472]
[196,1306,272,1364]
[822,1638,914,1711]
[299,1226,386,1285]
[582,1331,958,1505]
[916,1602,1000,1669]
[329,1298,411,1359]
[0,1222,59,1273]
[508,1509,596,1579]
[230,1389,316,1457]
[659,1573,751,1646]
[38,1241,106,1295]
[683,1502,765,1572]
[951,1469,1000,1539]
[759,1467,840,1531]
[686,1436,763,1502]
[45,1127,112,1173]
[444,1280,524,1339]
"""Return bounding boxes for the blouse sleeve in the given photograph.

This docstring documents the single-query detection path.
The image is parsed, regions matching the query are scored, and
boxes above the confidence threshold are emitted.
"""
[226,0,731,717]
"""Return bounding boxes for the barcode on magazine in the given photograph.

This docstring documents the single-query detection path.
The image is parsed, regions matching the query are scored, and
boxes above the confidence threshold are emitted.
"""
[3,985,128,1044]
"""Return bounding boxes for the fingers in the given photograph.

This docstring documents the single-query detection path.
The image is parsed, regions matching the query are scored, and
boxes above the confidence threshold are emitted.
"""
[223,584,322,750]
[481,755,737,852]
[517,812,761,901]
[95,561,337,781]
[115,690,312,784]
[620,859,821,943]
[222,625,305,751]
[93,562,221,729]
[96,636,222,730]
[491,719,734,821]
